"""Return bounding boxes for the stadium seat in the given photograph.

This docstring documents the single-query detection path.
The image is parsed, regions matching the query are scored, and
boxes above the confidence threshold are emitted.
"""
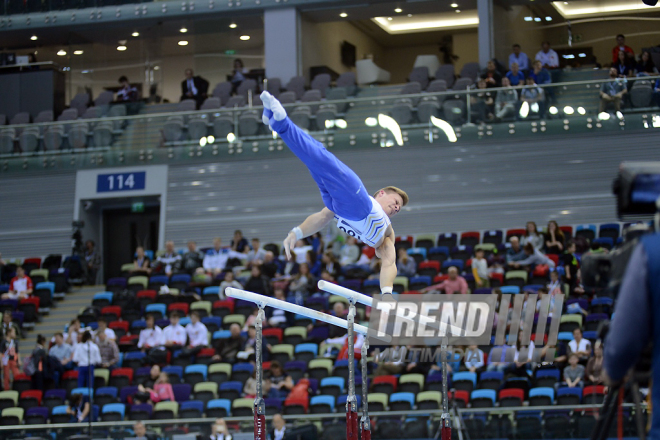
[153,401,178,419]
[1,407,24,425]
[101,403,125,421]
[576,224,597,242]
[470,389,496,408]
[0,391,18,411]
[590,297,613,314]
[25,406,49,425]
[121,352,145,372]
[389,392,415,411]
[193,382,218,406]
[184,364,208,386]
[450,390,469,409]
[310,395,335,414]
[583,385,606,404]
[416,391,441,410]
[428,247,450,263]
[557,387,581,405]
[283,397,308,415]
[206,399,231,418]
[43,389,66,412]
[208,363,232,384]
[417,261,440,277]
[499,388,524,407]
[482,230,503,245]
[478,371,503,390]
[585,313,609,332]
[535,369,560,388]
[95,387,118,408]
[294,343,318,363]
[320,377,345,399]
[129,403,153,421]
[179,400,204,419]
[371,375,397,395]
[163,366,184,384]
[460,231,480,247]
[559,314,583,333]
[367,393,388,412]
[109,368,133,389]
[398,373,424,394]
[51,404,71,423]
[452,372,477,393]
[529,387,554,406]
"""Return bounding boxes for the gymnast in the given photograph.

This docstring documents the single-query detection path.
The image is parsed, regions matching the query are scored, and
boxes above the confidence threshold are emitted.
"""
[260,91,409,296]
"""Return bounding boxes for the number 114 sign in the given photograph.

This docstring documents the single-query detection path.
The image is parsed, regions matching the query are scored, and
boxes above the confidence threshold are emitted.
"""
[97,172,146,193]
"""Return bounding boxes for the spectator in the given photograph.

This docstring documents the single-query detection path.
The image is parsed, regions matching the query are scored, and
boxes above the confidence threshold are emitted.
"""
[135,364,161,404]
[509,44,530,72]
[599,67,627,113]
[1,326,20,390]
[470,79,495,123]
[339,237,360,265]
[132,246,151,275]
[535,41,559,69]
[636,50,658,77]
[544,220,565,254]
[97,329,119,369]
[244,265,271,296]
[261,251,280,279]
[540,338,569,371]
[568,328,592,363]
[508,330,535,377]
[481,60,502,88]
[150,372,176,403]
[214,323,245,363]
[180,68,209,109]
[396,247,416,277]
[332,301,347,318]
[72,330,101,389]
[307,250,322,277]
[219,271,243,300]
[133,421,157,440]
[116,76,138,102]
[472,248,490,288]
[30,334,48,390]
[184,311,208,356]
[611,34,634,64]
[163,312,186,351]
[563,353,585,388]
[464,344,486,373]
[230,230,249,253]
[506,62,525,87]
[211,418,233,440]
[94,318,116,343]
[67,393,90,423]
[520,77,546,118]
[320,251,340,279]
[613,50,633,78]
[181,240,204,274]
[289,263,316,300]
[486,345,515,373]
[238,325,270,362]
[138,314,163,351]
[546,270,564,297]
[246,238,267,267]
[421,266,468,294]
[203,237,231,276]
[563,240,580,293]
[508,243,556,269]
[271,413,288,440]
[84,240,101,285]
[50,333,74,368]
[521,221,543,250]
[586,343,605,385]
[1,311,20,340]
[65,319,81,346]
[155,240,182,277]
[267,289,289,327]
[373,345,405,376]
[528,60,551,87]
[230,59,248,95]
[2,266,33,300]
[291,240,312,266]
[494,77,518,120]
[267,361,294,399]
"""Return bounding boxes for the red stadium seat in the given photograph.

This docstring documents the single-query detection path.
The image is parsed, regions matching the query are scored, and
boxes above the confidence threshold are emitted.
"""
[506,229,526,241]
[263,328,283,344]
[372,375,397,395]
[547,254,560,266]
[460,231,480,247]
[109,320,129,335]
[433,275,449,284]
[489,273,504,285]
[168,303,190,316]
[101,306,121,321]
[449,390,469,408]
[418,261,440,277]
[283,397,308,414]
[560,226,573,239]
[499,389,524,407]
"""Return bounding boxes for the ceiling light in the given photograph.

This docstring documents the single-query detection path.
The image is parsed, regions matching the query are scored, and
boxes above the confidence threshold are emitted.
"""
[524,16,533,21]
[154,66,160,70]
[534,17,541,21]
[30,35,37,41]
[455,9,461,12]
[240,35,250,40]
[450,3,458,7]
[73,50,84,55]
[563,106,575,115]
[373,14,479,33]
[229,23,237,28]
[180,27,188,33]
[57,50,67,56]
[117,45,127,51]
[545,16,552,21]
[132,31,139,37]
[387,17,393,20]
[561,210,571,215]
[178,40,189,46]
[394,8,402,13]
[407,14,412,17]
[207,135,215,144]
[339,12,347,18]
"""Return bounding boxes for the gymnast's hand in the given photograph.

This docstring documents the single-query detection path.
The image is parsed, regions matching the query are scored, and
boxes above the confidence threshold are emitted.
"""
[283,231,297,261]
[260,91,287,127]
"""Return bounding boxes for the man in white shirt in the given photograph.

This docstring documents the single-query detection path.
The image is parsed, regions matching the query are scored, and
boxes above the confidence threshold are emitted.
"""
[3,266,33,300]
[184,311,208,356]
[535,41,559,69]
[246,238,267,267]
[93,319,116,344]
[65,319,81,346]
[270,414,287,440]
[163,313,187,350]
[72,331,102,389]
[138,315,163,351]
[509,44,529,71]
[568,328,592,363]
[203,237,243,276]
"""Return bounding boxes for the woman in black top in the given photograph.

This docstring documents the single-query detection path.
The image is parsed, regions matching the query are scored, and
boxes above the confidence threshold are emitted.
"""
[544,220,565,255]
[636,51,658,76]
[244,266,271,296]
[31,335,47,390]
[267,361,293,400]
[613,50,633,77]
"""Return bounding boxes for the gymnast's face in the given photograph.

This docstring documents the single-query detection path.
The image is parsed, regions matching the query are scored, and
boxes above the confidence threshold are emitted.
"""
[376,191,403,217]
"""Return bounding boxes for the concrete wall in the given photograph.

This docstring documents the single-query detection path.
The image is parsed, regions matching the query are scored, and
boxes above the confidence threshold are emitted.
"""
[493,5,545,65]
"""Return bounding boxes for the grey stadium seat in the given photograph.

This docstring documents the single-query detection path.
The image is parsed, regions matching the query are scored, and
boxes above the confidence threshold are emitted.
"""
[225,96,246,108]
[417,96,442,122]
[391,98,415,125]
[35,110,54,126]
[237,79,258,101]
[201,97,221,111]
[300,90,322,113]
[251,93,263,107]
[336,72,357,96]
[82,107,103,129]
[278,91,297,105]
[213,82,233,106]
[213,116,234,139]
[326,88,348,113]
[400,82,423,106]
[108,105,126,132]
[311,73,332,97]
[427,79,448,94]
[409,67,430,91]
[460,62,481,82]
[316,104,337,129]
[95,91,114,107]
[44,125,65,150]
[10,112,30,126]
[163,116,185,142]
[68,123,89,149]
[290,106,312,130]
[58,108,78,121]
[0,128,16,154]
[630,81,653,107]
[285,76,306,100]
[442,100,466,125]
[239,109,261,136]
[19,127,40,152]
[188,117,210,140]
[266,78,282,98]
[69,93,90,116]
[93,121,114,147]
[452,77,473,91]
[435,65,456,89]
[177,99,197,122]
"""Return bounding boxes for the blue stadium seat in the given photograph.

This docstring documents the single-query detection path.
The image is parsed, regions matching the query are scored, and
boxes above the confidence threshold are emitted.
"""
[145,303,166,319]
[337,394,362,408]
[52,405,69,415]
[557,332,573,342]
[593,237,614,250]
[179,317,191,326]
[203,286,220,298]
[97,387,118,398]
[389,392,415,411]
[409,276,431,290]
[310,395,335,413]
[529,387,555,405]
[93,292,113,305]
[470,389,496,407]
[428,247,449,261]
[184,365,208,382]
[598,223,620,240]
[522,285,543,293]
[452,372,477,388]
[295,343,318,356]
[71,388,93,398]
[163,366,184,382]
[180,400,204,418]
[407,247,427,262]
[149,275,169,285]
[213,330,231,340]
[320,377,345,396]
[207,398,231,413]
[101,403,125,421]
[500,286,520,295]
[171,273,192,284]
[557,387,582,405]
[442,259,464,271]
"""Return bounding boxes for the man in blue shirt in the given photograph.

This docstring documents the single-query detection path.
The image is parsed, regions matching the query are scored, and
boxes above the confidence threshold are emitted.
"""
[599,67,627,113]
[509,44,529,72]
[506,62,526,86]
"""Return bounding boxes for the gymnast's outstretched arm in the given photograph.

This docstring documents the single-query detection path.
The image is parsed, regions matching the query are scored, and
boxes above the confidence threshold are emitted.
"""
[283,208,335,260]
[376,230,397,293]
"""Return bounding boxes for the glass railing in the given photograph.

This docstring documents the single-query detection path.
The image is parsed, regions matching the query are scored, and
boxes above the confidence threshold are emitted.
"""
[0,403,646,439]
[0,75,658,173]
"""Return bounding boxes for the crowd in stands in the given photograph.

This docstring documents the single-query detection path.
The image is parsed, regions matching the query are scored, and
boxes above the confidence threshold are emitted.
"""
[0,220,629,437]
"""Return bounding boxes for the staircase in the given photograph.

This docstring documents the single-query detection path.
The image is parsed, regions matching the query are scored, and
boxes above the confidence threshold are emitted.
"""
[20,286,101,347]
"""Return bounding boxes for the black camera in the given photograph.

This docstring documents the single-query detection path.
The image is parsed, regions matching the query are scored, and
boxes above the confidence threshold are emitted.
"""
[581,161,660,296]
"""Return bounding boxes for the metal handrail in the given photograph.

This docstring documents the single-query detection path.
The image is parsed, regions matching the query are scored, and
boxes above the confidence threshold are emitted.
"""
[0,61,60,71]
